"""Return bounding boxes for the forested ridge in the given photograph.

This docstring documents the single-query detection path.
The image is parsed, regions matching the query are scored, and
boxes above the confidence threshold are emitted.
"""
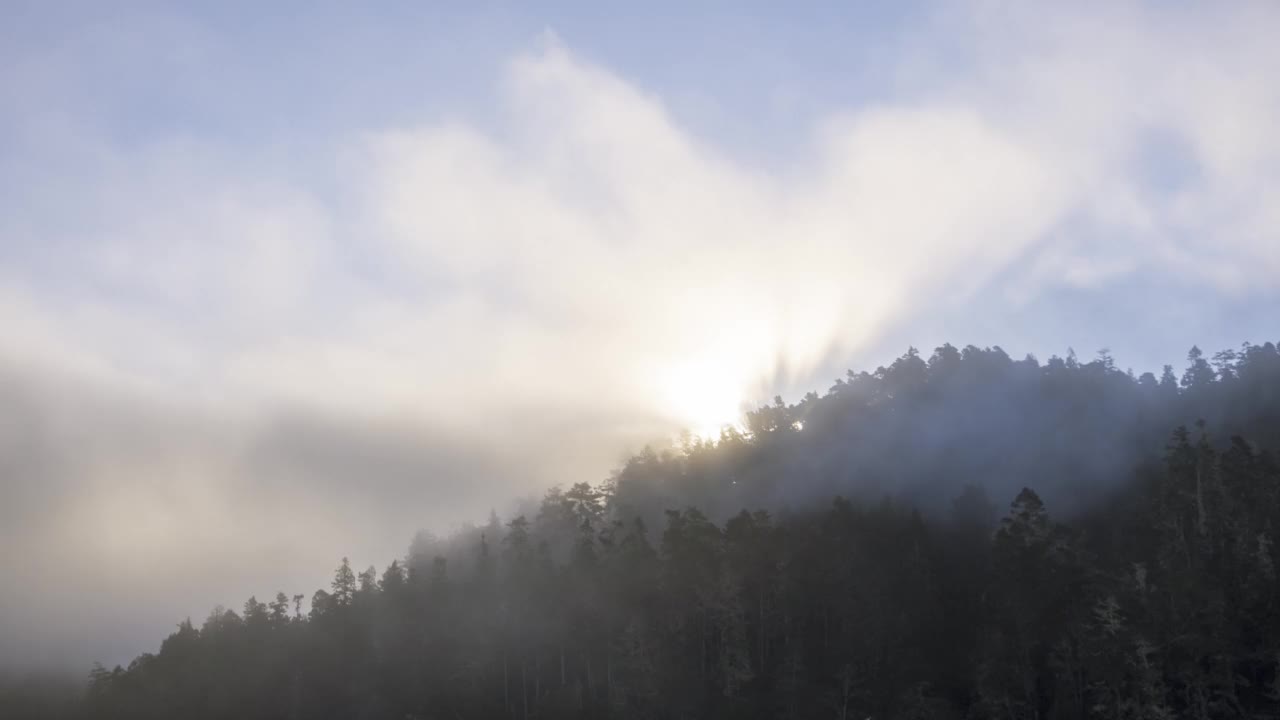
[7,341,1280,720]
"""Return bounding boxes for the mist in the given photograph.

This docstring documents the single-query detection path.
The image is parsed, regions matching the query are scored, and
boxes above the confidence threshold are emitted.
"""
[3,0,1280,680]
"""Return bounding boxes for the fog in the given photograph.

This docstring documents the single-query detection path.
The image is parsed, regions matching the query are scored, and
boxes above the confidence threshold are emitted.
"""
[2,1,1279,671]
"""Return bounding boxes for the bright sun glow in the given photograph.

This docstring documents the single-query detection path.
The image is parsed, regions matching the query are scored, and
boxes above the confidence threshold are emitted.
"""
[651,282,848,442]
[658,356,749,441]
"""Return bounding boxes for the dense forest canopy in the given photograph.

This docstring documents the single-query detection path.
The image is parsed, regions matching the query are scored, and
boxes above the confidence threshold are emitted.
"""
[6,341,1280,719]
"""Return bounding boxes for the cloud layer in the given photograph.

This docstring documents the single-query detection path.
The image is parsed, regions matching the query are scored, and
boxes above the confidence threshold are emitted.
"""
[1,2,1278,668]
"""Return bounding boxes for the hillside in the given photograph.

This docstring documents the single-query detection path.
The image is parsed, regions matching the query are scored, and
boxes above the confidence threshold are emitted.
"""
[18,341,1280,719]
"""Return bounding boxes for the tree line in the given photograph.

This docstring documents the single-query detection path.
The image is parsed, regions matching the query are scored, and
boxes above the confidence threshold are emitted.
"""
[10,341,1280,719]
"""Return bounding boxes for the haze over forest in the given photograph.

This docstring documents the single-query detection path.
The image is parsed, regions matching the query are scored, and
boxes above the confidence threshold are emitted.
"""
[2,2,1280,718]
[10,340,1280,719]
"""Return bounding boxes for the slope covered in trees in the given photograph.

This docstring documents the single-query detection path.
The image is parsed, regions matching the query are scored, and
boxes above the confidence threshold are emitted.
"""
[15,342,1280,719]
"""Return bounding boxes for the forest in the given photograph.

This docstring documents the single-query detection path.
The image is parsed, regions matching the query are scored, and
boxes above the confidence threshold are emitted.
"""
[5,341,1280,719]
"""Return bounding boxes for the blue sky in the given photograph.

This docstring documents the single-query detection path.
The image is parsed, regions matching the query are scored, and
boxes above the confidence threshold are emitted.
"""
[3,2,929,143]
[2,1,1278,668]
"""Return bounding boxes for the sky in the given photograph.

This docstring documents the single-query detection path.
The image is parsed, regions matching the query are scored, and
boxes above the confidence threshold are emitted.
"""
[2,0,1279,670]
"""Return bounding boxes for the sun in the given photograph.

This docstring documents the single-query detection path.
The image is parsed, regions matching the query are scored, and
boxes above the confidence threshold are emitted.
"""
[657,356,747,441]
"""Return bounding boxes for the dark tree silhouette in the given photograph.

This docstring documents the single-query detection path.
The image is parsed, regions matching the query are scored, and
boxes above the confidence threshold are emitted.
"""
[11,341,1280,719]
